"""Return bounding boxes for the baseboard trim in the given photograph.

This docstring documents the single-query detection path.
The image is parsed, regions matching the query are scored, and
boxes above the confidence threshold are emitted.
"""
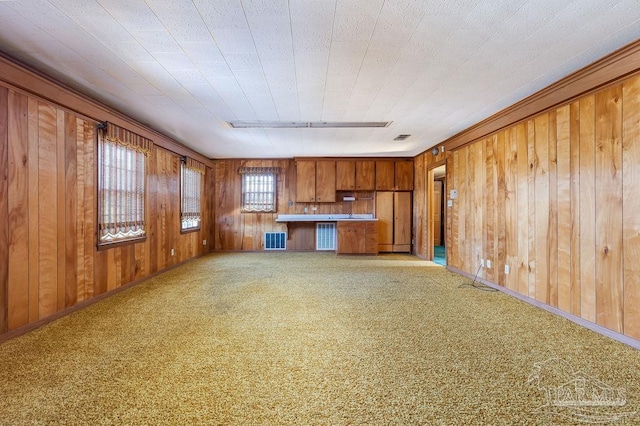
[0,254,205,345]
[447,266,640,350]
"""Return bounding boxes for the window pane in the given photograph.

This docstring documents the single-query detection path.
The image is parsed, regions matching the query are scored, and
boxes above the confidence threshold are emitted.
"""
[181,164,203,230]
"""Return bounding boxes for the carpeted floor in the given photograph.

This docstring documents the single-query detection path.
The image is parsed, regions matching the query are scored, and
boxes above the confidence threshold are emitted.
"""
[0,252,638,425]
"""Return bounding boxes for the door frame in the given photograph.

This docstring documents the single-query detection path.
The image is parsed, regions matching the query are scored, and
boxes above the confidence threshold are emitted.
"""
[426,159,447,261]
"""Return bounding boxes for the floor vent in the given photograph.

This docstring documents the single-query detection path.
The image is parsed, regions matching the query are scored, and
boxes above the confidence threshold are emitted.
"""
[264,232,286,250]
[316,223,336,251]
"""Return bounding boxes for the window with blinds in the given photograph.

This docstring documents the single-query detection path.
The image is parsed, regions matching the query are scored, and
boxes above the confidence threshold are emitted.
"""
[241,167,278,213]
[181,158,204,231]
[98,123,151,245]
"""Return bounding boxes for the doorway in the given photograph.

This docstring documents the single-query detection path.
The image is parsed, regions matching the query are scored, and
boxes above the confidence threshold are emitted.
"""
[429,164,446,265]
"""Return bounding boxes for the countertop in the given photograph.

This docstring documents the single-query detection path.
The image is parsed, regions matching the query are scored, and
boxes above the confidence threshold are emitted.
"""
[275,214,377,222]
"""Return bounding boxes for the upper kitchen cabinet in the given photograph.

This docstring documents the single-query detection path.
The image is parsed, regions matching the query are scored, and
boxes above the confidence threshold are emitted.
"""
[336,160,375,191]
[395,160,414,191]
[375,160,395,190]
[336,160,356,190]
[296,160,336,202]
[355,160,375,190]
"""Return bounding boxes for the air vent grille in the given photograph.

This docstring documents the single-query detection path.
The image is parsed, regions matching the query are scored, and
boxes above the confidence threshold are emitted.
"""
[264,232,286,250]
[394,134,411,141]
[316,223,336,251]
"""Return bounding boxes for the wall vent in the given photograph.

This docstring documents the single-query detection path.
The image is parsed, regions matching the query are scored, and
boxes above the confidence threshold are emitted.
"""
[264,232,286,250]
[316,223,336,251]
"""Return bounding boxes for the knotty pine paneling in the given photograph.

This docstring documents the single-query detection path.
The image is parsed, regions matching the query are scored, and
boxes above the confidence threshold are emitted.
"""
[213,159,375,251]
[446,73,640,342]
[0,85,212,340]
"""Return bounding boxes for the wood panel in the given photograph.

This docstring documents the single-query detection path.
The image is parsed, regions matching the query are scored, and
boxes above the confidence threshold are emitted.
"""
[375,160,394,190]
[556,105,572,312]
[412,154,426,258]
[579,95,596,323]
[27,98,39,321]
[7,91,29,330]
[505,128,517,290]
[594,85,623,332]
[0,87,8,334]
[37,102,58,319]
[516,124,529,296]
[534,114,550,303]
[622,75,640,340]
[569,101,581,317]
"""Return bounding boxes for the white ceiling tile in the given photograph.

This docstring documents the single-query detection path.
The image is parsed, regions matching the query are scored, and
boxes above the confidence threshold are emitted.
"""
[153,52,195,70]
[97,0,164,31]
[224,52,262,71]
[130,30,181,53]
[181,42,224,62]
[213,30,256,53]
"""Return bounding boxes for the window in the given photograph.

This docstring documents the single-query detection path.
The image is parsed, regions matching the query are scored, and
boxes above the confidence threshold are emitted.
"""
[181,158,205,231]
[240,167,279,212]
[98,122,152,245]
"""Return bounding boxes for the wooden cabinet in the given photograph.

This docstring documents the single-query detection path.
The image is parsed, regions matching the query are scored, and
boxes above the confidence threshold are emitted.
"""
[337,221,378,254]
[336,160,375,191]
[395,160,414,190]
[336,160,356,190]
[356,160,375,190]
[375,160,413,191]
[375,160,395,190]
[376,191,412,252]
[296,160,336,202]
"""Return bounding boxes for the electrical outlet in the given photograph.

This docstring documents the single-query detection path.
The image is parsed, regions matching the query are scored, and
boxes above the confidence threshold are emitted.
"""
[312,206,317,211]
[487,260,492,268]
[203,239,207,246]
[304,207,308,213]
[504,264,510,274]
[480,259,485,267]
[171,248,175,256]
[447,199,453,207]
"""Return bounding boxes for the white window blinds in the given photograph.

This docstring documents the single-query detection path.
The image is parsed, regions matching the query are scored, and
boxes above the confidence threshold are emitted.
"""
[98,122,152,244]
[181,158,205,230]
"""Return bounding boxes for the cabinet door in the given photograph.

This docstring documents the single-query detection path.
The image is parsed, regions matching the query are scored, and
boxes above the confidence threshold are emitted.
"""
[337,222,364,254]
[296,160,316,202]
[375,160,395,190]
[395,160,414,190]
[393,191,412,252]
[315,160,336,202]
[355,160,375,190]
[364,221,379,254]
[336,160,356,190]
[376,191,394,252]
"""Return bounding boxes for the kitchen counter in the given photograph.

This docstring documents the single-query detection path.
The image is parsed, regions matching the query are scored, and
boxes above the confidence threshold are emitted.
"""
[276,214,377,222]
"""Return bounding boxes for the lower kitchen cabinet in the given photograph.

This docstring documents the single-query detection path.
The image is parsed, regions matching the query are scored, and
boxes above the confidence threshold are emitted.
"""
[376,191,412,252]
[337,221,378,254]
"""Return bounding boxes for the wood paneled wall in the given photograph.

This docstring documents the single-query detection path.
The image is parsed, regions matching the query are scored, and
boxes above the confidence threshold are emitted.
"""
[0,85,213,338]
[213,159,375,251]
[446,74,640,341]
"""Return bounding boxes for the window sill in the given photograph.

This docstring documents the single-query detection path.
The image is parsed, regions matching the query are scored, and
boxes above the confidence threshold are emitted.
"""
[97,236,147,251]
[180,227,201,235]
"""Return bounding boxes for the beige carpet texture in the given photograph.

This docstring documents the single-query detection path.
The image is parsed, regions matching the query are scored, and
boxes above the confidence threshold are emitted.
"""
[0,253,638,425]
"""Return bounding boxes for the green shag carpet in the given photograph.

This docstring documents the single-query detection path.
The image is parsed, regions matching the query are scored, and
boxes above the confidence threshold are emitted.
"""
[0,252,638,425]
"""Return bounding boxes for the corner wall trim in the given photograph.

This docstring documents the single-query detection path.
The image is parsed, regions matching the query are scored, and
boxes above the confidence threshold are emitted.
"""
[447,266,640,351]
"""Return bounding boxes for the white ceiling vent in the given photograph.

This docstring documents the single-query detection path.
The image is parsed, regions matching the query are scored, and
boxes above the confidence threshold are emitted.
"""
[394,134,411,141]
[228,121,391,129]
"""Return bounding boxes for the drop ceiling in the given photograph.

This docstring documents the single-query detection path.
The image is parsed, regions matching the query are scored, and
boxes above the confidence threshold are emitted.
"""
[0,0,639,159]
